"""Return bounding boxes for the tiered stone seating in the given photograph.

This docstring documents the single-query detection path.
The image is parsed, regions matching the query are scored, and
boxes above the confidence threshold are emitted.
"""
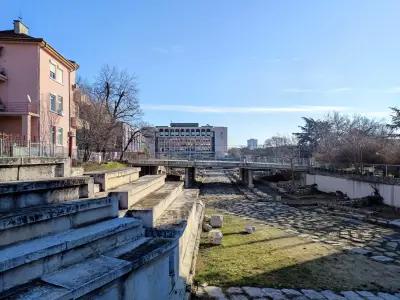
[84,167,141,191]
[109,174,166,209]
[0,177,94,212]
[127,181,183,227]
[0,165,204,299]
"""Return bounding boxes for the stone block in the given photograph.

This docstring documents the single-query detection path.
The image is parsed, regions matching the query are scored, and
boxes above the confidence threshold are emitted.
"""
[210,215,224,228]
[0,177,94,213]
[128,182,183,227]
[109,175,165,209]
[203,223,212,232]
[208,230,223,245]
[370,255,394,263]
[245,225,256,234]
[243,286,264,297]
[84,167,140,191]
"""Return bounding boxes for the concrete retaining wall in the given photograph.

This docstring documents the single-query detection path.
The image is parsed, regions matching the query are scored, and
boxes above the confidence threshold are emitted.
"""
[306,173,400,208]
[0,157,71,181]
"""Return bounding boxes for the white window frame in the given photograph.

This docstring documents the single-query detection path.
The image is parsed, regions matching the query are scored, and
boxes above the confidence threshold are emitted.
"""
[49,60,64,84]
[57,128,63,145]
[49,93,57,112]
[50,126,56,144]
[57,95,63,115]
[56,67,63,84]
[49,62,56,80]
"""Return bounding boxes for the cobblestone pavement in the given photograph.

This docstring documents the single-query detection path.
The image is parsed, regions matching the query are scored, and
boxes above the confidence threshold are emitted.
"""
[195,285,400,300]
[199,171,400,265]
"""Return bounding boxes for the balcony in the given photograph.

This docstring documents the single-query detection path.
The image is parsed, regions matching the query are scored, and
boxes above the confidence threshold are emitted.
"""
[0,101,39,116]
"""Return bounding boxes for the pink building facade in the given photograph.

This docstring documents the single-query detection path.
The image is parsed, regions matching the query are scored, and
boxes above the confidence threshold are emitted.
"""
[0,20,79,156]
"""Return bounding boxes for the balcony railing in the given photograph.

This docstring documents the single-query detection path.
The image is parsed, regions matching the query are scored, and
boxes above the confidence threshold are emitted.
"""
[0,101,39,114]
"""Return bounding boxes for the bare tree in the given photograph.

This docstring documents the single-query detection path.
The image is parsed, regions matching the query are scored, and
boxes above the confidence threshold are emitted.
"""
[76,66,144,161]
[119,124,154,160]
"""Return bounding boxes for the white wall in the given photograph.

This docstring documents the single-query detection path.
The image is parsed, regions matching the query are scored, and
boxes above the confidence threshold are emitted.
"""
[306,174,400,208]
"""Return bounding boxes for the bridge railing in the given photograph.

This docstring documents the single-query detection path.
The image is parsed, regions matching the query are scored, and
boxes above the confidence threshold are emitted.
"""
[128,158,311,170]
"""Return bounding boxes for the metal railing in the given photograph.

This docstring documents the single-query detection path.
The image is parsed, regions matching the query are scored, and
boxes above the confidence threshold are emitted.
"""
[0,138,67,158]
[0,101,39,114]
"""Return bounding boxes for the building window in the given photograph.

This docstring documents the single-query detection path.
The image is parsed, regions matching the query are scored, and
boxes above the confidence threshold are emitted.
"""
[50,63,56,80]
[50,94,57,112]
[57,96,63,114]
[50,126,56,144]
[56,67,63,84]
[57,128,63,145]
[50,61,63,84]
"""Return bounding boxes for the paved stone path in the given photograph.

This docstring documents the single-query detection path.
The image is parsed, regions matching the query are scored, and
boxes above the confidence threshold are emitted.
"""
[194,286,400,300]
[199,171,400,265]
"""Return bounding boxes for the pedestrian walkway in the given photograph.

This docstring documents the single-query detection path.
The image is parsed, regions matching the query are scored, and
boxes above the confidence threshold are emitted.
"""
[195,286,400,300]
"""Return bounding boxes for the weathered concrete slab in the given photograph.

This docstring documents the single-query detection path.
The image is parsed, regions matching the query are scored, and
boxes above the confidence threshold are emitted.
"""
[0,218,143,293]
[127,181,183,227]
[0,217,140,273]
[0,157,71,181]
[84,167,140,191]
[152,189,200,230]
[0,177,94,213]
[2,256,132,300]
[0,196,118,247]
[119,238,176,270]
[109,174,166,209]
[42,255,132,299]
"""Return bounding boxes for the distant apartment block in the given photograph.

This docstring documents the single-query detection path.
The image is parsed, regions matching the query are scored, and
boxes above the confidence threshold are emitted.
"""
[247,138,258,150]
[154,123,227,159]
[0,20,79,156]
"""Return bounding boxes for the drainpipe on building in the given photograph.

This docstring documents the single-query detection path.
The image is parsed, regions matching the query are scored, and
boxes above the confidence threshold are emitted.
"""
[68,69,72,158]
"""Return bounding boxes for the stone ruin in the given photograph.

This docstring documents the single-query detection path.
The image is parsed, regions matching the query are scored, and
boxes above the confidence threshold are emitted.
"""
[0,157,204,299]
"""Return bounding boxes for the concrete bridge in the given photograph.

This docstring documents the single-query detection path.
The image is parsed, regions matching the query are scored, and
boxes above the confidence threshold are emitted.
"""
[129,159,309,188]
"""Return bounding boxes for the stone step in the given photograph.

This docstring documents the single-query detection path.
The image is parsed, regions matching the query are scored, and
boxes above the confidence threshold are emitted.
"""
[0,196,118,247]
[153,189,200,230]
[84,167,141,191]
[109,174,166,210]
[1,239,178,300]
[0,217,144,293]
[126,182,184,227]
[0,176,94,213]
[0,256,132,300]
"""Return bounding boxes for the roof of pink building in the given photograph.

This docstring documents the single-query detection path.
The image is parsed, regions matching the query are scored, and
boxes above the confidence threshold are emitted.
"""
[0,29,78,71]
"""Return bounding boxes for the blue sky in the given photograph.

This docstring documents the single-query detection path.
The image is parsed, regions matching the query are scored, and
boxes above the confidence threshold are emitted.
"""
[2,1,400,146]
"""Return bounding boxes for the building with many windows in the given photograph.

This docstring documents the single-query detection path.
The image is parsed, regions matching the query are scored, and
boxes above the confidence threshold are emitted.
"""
[154,123,227,159]
[0,20,79,157]
[247,138,258,150]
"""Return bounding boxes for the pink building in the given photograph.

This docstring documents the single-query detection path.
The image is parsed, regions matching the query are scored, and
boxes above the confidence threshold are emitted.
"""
[0,20,79,156]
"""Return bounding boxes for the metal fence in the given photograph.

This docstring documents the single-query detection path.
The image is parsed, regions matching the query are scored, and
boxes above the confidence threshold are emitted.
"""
[0,138,67,158]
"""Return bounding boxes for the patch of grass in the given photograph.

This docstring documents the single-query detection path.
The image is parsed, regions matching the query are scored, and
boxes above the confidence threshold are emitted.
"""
[82,161,128,172]
[195,209,400,291]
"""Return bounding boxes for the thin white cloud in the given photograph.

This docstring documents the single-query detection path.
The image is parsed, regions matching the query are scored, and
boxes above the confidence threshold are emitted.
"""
[358,111,391,118]
[282,88,316,93]
[142,104,350,114]
[283,86,400,94]
[283,87,352,94]
[382,87,400,94]
[326,87,353,93]
[151,45,184,55]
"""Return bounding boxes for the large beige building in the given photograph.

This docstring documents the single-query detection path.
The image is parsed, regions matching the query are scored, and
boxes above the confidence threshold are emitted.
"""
[154,123,227,159]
